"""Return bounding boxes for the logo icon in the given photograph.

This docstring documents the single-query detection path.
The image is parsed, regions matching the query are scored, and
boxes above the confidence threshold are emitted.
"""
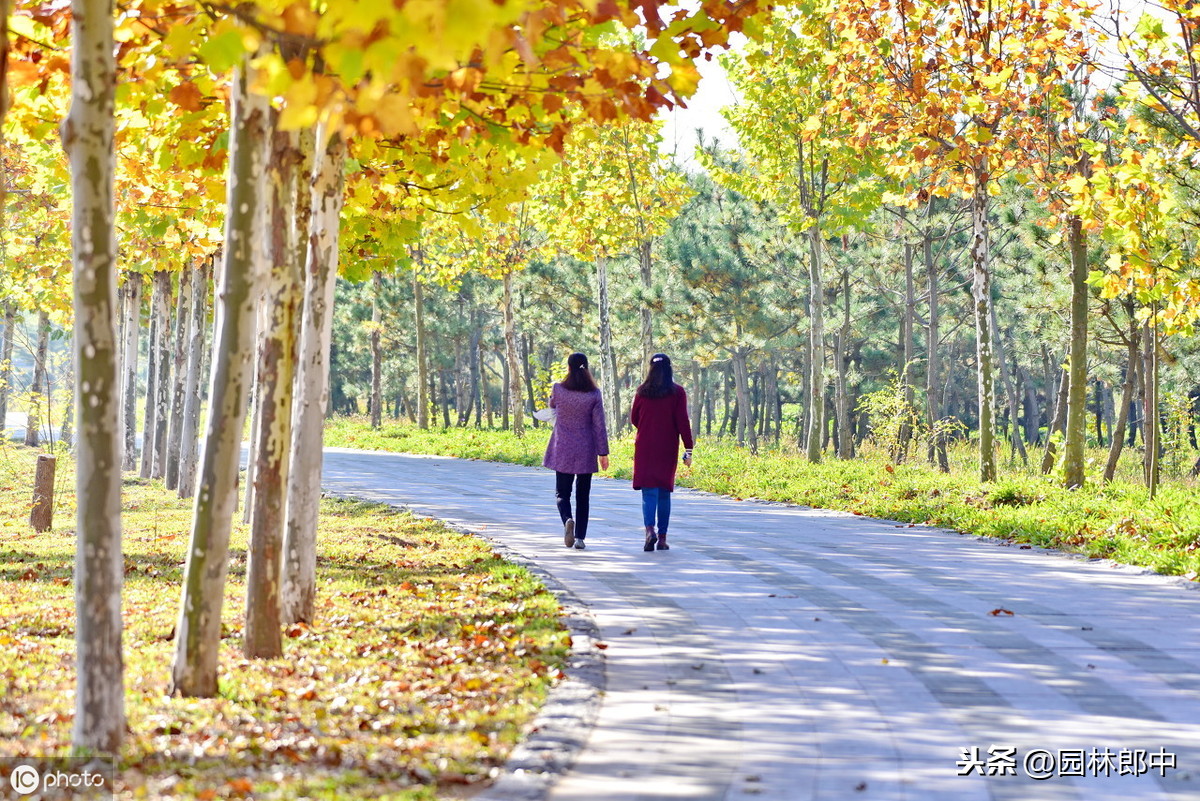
[9,765,40,796]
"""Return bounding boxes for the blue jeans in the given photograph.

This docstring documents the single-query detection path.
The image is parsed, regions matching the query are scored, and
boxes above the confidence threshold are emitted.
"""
[641,488,671,534]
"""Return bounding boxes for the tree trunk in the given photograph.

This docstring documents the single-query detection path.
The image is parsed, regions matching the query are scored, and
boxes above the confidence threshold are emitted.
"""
[165,264,192,489]
[499,347,510,430]
[25,311,49,448]
[121,272,141,468]
[924,224,949,471]
[1020,367,1040,446]
[0,302,15,430]
[763,358,781,444]
[139,288,160,477]
[152,272,174,479]
[439,369,450,427]
[596,256,618,436]
[502,270,524,437]
[280,126,342,626]
[990,306,1027,464]
[1103,331,1138,482]
[31,453,56,532]
[719,362,732,439]
[60,360,74,449]
[152,270,172,477]
[171,62,268,697]
[804,224,825,463]
[414,271,428,430]
[245,117,303,659]
[1040,354,1070,474]
[731,346,755,452]
[835,269,853,458]
[970,172,997,481]
[242,293,266,524]
[639,238,653,368]
[178,257,210,499]
[481,344,493,428]
[1062,213,1089,488]
[1144,320,1160,496]
[470,309,482,426]
[370,270,382,429]
[899,239,916,460]
[66,0,125,749]
[522,334,537,427]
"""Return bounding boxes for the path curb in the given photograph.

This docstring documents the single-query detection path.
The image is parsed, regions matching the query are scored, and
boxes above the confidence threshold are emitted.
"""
[471,527,606,801]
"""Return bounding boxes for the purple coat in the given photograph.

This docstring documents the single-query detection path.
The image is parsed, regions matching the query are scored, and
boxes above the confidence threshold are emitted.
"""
[631,385,694,491]
[542,383,609,475]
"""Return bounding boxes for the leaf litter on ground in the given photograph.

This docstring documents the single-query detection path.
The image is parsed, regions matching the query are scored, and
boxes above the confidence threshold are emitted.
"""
[0,446,569,800]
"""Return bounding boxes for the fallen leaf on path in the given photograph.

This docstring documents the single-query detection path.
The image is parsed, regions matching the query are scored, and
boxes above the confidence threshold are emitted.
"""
[989,608,1014,616]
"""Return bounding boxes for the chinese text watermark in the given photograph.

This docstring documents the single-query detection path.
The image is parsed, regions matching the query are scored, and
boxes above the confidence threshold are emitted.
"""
[957,746,1177,780]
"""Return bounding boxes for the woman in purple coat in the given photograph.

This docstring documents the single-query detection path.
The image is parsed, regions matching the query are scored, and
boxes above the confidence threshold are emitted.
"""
[543,353,609,550]
[631,353,694,552]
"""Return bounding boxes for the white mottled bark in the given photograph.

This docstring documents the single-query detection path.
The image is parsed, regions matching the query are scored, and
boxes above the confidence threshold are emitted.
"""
[121,272,141,470]
[152,271,172,476]
[170,62,268,696]
[141,270,171,477]
[503,270,524,437]
[0,303,15,428]
[25,311,49,448]
[971,172,997,482]
[1063,213,1089,488]
[414,271,428,429]
[804,224,825,463]
[281,127,344,625]
[245,117,301,659]
[65,0,124,751]
[165,264,192,489]
[178,257,210,498]
[596,256,617,436]
[370,271,382,429]
[139,281,160,477]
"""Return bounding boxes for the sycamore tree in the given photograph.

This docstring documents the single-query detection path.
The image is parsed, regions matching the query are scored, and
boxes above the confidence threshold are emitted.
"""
[537,119,691,434]
[715,7,884,462]
[828,0,1096,481]
[1087,123,1197,495]
[25,0,769,703]
[662,159,802,452]
[424,198,552,437]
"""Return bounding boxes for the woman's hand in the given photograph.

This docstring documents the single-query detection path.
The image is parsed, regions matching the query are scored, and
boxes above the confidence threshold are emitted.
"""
[599,455,610,472]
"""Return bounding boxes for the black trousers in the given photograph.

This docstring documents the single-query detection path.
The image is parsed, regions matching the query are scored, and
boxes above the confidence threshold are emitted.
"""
[555,471,593,539]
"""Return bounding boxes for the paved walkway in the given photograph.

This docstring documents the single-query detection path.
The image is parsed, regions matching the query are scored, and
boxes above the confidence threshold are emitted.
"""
[321,449,1200,801]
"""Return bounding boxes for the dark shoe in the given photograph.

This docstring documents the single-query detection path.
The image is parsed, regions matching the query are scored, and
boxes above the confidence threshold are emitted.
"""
[573,538,586,550]
[564,519,576,548]
[643,526,656,552]
[656,534,669,551]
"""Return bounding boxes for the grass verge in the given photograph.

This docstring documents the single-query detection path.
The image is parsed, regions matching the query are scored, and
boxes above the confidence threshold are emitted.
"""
[0,443,569,800]
[324,416,1200,580]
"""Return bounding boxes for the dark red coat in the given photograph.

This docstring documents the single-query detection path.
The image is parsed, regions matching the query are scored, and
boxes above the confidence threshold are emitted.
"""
[630,385,694,491]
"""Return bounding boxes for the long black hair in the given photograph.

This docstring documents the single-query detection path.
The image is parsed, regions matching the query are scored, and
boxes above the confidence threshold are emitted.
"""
[637,353,676,399]
[561,352,598,392]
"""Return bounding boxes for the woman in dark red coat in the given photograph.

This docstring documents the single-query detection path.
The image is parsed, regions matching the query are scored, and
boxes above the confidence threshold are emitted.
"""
[631,353,694,552]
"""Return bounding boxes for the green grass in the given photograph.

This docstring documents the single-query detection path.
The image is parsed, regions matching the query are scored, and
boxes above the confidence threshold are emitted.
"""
[325,415,1200,581]
[0,443,568,800]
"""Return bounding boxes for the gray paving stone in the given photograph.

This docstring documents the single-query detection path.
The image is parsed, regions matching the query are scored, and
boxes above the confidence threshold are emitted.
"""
[321,449,1200,801]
